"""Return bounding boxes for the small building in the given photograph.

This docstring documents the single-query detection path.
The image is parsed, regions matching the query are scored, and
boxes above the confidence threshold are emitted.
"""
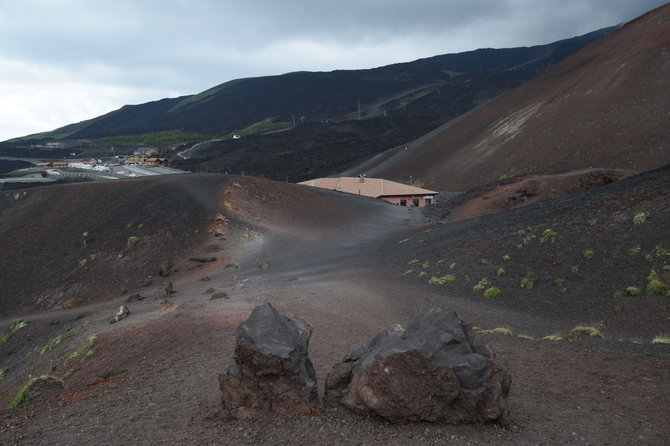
[299,176,437,207]
[146,157,168,167]
[125,154,148,165]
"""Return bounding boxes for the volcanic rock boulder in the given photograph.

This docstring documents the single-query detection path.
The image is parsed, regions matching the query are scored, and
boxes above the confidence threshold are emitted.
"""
[219,303,320,419]
[325,305,511,424]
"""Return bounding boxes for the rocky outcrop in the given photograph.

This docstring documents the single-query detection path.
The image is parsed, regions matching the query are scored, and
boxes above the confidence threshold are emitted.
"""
[219,303,320,419]
[326,305,511,424]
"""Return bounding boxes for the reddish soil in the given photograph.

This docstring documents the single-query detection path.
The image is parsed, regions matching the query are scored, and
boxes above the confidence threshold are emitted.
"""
[1,168,669,445]
[373,4,670,190]
[446,168,633,222]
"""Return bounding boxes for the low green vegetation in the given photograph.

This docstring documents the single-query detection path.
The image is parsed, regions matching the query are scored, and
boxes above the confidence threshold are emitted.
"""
[583,249,594,260]
[229,117,292,137]
[480,259,492,265]
[517,334,535,340]
[625,286,641,297]
[632,212,649,225]
[0,334,10,346]
[520,272,537,289]
[127,236,140,247]
[567,325,603,340]
[473,278,491,293]
[40,333,70,355]
[64,335,97,365]
[651,335,670,344]
[402,269,415,276]
[629,244,642,256]
[542,334,563,341]
[429,274,456,285]
[99,130,217,151]
[10,375,64,408]
[484,287,503,299]
[539,228,558,244]
[646,270,669,296]
[476,327,512,336]
[398,238,410,244]
[496,267,506,277]
[0,369,5,379]
[407,259,419,265]
[11,319,28,332]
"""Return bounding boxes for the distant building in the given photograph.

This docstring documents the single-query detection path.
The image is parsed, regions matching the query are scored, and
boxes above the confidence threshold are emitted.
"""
[146,157,168,167]
[299,176,437,207]
[125,154,148,165]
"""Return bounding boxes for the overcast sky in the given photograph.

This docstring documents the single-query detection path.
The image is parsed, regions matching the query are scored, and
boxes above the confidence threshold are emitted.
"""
[0,0,666,141]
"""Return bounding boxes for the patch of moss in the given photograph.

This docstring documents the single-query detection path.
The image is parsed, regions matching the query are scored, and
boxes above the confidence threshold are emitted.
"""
[10,375,64,408]
[484,287,503,299]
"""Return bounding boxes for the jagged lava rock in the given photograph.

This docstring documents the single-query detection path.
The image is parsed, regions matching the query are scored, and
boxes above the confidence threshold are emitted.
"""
[325,305,511,423]
[219,303,320,419]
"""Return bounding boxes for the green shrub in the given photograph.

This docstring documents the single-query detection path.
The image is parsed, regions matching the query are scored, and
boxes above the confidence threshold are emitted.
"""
[10,375,63,408]
[542,334,563,341]
[10,319,28,332]
[418,271,427,277]
[484,287,503,299]
[496,268,506,277]
[0,369,5,379]
[407,259,419,265]
[583,249,594,260]
[629,245,642,256]
[397,238,409,244]
[127,236,140,247]
[539,228,558,244]
[0,333,10,346]
[480,259,492,265]
[520,273,536,289]
[429,274,457,285]
[570,265,579,273]
[553,278,565,287]
[40,333,70,355]
[567,325,603,340]
[651,335,670,344]
[632,212,649,224]
[646,279,669,296]
[422,261,430,269]
[64,335,97,365]
[625,286,641,297]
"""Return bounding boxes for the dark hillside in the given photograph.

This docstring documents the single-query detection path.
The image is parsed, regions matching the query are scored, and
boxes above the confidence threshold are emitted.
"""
[372,4,670,190]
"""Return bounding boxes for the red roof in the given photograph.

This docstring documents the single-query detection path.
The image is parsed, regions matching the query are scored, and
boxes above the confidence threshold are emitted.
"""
[298,177,437,198]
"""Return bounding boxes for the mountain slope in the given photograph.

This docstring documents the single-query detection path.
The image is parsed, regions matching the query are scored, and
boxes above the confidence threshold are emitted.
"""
[369,4,670,190]
[4,27,615,145]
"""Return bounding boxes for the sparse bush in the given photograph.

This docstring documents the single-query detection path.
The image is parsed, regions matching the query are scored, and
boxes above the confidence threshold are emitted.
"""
[570,265,579,273]
[654,245,670,257]
[651,335,670,344]
[10,375,63,408]
[429,274,456,285]
[625,286,641,297]
[0,369,5,379]
[476,327,512,336]
[629,245,642,256]
[542,334,563,341]
[539,228,558,244]
[78,258,87,267]
[40,333,70,355]
[612,291,623,299]
[422,261,430,269]
[64,335,97,365]
[517,334,535,340]
[632,212,649,224]
[567,325,603,341]
[520,272,536,289]
[402,269,415,276]
[583,249,594,260]
[10,319,28,332]
[127,236,140,247]
[502,254,511,261]
[587,219,597,226]
[484,287,503,299]
[646,279,668,296]
[436,259,445,265]
[0,333,10,346]
[418,271,427,277]
[553,278,565,287]
[473,278,491,293]
[496,268,506,277]
[480,259,492,265]
[407,259,419,265]
[397,238,409,244]
[449,262,456,270]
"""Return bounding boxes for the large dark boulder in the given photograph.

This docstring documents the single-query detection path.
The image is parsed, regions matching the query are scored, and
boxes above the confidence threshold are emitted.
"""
[219,303,320,419]
[325,305,511,423]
